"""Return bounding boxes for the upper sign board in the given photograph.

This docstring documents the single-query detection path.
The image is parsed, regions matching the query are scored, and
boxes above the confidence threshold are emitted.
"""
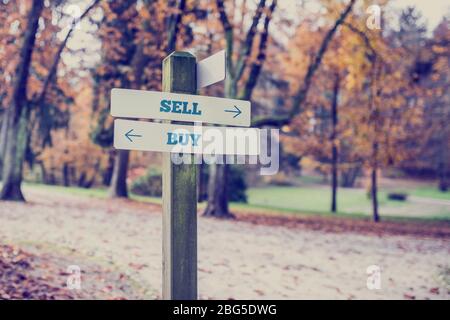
[111,88,251,127]
[197,50,226,89]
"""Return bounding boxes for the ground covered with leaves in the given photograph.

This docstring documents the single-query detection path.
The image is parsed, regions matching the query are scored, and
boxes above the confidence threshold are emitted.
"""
[0,245,74,299]
[0,186,449,300]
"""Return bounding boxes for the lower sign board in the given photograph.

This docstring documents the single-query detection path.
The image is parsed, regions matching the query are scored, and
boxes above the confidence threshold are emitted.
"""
[114,119,260,155]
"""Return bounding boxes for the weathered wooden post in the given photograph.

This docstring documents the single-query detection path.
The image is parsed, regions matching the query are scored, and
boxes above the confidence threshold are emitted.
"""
[110,49,255,301]
[162,51,197,300]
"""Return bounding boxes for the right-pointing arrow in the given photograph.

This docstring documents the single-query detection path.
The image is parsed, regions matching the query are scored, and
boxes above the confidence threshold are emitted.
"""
[224,105,242,118]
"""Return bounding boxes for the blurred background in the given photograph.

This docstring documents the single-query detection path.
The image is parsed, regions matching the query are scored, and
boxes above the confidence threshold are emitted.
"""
[0,0,449,300]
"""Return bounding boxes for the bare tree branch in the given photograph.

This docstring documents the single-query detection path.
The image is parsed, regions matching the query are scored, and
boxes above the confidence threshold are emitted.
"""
[12,0,45,118]
[166,0,187,54]
[343,22,377,61]
[216,0,235,78]
[132,0,157,89]
[289,0,356,117]
[35,0,101,106]
[239,0,277,100]
[234,0,266,82]
[252,0,356,127]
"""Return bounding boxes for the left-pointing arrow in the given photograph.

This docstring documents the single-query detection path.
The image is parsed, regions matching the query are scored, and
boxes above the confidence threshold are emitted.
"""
[125,129,142,142]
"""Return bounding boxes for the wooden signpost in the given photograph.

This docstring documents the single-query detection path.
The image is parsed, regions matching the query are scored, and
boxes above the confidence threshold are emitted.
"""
[162,52,197,300]
[110,50,257,300]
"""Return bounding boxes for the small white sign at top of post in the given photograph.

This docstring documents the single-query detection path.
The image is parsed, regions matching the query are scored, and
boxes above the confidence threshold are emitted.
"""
[196,50,226,89]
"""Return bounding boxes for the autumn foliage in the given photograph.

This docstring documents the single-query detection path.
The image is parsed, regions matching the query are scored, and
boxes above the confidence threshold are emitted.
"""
[0,0,449,222]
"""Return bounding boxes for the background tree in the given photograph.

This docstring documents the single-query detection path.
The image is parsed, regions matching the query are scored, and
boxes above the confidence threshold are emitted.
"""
[0,0,99,201]
[344,18,424,222]
[37,82,108,187]
[0,0,45,201]
[203,0,278,218]
[253,0,357,215]
[91,0,189,198]
[399,15,450,192]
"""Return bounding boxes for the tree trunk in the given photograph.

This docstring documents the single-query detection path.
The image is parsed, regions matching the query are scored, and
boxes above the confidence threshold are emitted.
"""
[108,150,130,198]
[70,166,77,186]
[197,162,209,202]
[39,162,47,184]
[197,162,202,202]
[78,172,86,188]
[62,163,70,186]
[49,166,56,185]
[102,152,115,186]
[166,0,186,53]
[340,165,361,187]
[0,115,8,179]
[331,146,338,213]
[438,174,448,192]
[371,166,380,222]
[370,140,380,222]
[437,133,448,192]
[203,163,233,218]
[0,0,44,201]
[203,0,279,218]
[84,161,99,189]
[438,168,448,192]
[330,74,339,213]
[202,85,235,217]
[0,107,29,200]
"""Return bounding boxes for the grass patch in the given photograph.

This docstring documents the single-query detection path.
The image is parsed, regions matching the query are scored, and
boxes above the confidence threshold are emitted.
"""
[26,182,164,205]
[409,187,450,200]
[247,186,391,213]
[24,182,450,221]
[246,186,450,220]
[26,182,109,198]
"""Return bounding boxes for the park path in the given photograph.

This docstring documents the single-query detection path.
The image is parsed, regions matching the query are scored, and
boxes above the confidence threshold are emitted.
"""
[0,186,448,300]
[410,196,450,206]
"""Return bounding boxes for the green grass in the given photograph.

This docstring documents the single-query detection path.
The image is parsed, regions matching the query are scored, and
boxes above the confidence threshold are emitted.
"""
[294,175,324,185]
[408,186,450,200]
[26,182,164,204]
[24,182,450,221]
[27,182,109,198]
[247,186,389,214]
[246,185,450,220]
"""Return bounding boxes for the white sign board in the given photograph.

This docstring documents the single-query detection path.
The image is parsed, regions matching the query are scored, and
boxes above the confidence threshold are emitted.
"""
[111,88,251,127]
[114,119,259,155]
[197,50,226,89]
